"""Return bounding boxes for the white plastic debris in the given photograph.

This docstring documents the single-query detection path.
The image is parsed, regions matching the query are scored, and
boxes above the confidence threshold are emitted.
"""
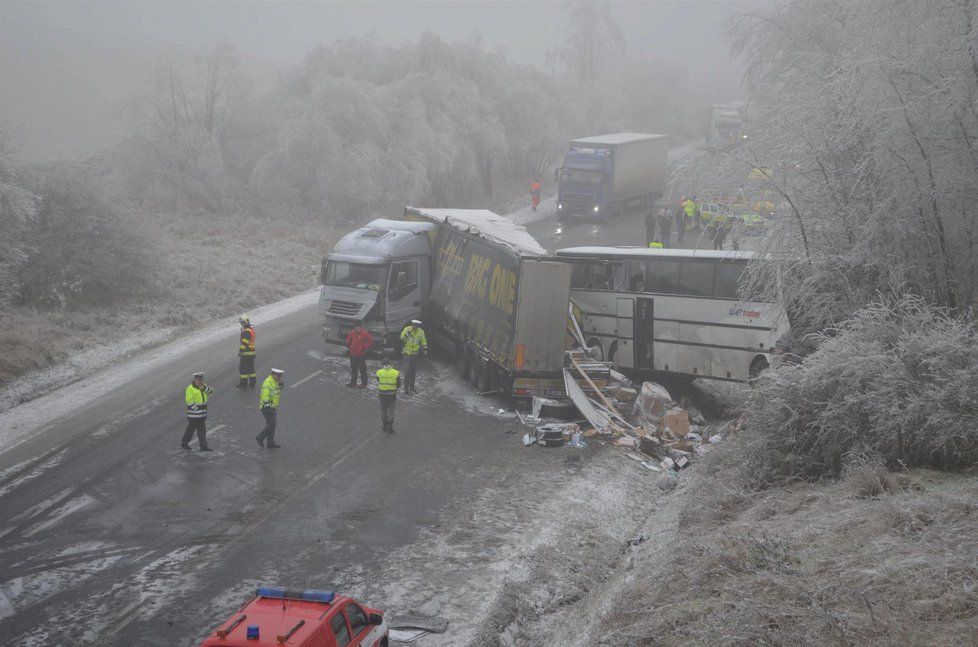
[522,433,536,446]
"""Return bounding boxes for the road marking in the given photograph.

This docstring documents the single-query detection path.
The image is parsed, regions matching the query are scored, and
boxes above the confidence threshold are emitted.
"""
[289,370,323,388]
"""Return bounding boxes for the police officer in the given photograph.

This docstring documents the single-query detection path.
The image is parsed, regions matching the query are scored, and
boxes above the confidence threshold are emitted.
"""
[237,315,257,388]
[399,319,427,394]
[376,356,401,433]
[256,368,284,448]
[182,371,214,451]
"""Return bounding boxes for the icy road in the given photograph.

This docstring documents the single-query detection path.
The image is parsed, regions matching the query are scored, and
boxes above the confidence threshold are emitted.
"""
[0,296,666,646]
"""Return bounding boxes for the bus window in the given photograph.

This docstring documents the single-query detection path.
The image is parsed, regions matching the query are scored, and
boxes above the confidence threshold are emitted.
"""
[624,261,645,292]
[571,262,611,290]
[645,259,682,294]
[679,260,715,296]
[714,261,746,299]
[612,263,631,291]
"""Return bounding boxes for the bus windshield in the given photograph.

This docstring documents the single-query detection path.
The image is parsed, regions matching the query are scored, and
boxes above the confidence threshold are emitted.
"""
[322,261,387,291]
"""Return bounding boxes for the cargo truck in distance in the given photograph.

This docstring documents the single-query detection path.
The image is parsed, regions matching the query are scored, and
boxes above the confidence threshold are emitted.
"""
[319,207,572,400]
[706,102,747,151]
[555,133,669,221]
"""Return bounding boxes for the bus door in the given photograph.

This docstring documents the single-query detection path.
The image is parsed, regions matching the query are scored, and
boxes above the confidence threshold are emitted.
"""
[615,297,634,368]
[633,297,655,369]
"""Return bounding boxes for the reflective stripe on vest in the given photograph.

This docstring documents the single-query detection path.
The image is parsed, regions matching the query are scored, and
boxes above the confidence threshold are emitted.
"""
[240,326,256,356]
[185,384,208,418]
[377,367,399,391]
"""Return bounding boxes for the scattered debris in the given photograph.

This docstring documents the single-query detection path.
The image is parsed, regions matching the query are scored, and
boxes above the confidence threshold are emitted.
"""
[535,423,575,447]
[566,431,587,448]
[611,386,637,402]
[389,613,449,634]
[639,461,660,472]
[390,628,429,643]
[687,405,707,426]
[522,433,535,447]
[626,535,647,546]
[656,475,677,491]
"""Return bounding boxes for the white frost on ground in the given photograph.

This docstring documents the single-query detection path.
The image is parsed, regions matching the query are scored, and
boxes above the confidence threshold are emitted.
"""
[0,289,320,455]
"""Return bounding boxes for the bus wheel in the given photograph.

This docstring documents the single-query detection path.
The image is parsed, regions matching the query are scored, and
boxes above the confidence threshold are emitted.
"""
[457,346,471,381]
[749,357,769,385]
[586,339,604,362]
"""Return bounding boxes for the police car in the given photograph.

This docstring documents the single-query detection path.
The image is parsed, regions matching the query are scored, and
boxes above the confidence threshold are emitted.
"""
[200,587,389,647]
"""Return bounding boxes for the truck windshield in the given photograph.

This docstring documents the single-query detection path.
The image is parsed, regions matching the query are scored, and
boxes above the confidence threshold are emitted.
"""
[323,261,387,291]
[561,168,604,184]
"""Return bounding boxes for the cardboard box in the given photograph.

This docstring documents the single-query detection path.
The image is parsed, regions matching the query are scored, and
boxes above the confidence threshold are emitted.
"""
[660,408,690,438]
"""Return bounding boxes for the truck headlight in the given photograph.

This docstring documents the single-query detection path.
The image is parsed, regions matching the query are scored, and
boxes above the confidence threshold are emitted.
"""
[593,205,600,212]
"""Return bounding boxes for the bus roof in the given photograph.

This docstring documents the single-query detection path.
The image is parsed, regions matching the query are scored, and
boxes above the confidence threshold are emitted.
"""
[555,246,762,261]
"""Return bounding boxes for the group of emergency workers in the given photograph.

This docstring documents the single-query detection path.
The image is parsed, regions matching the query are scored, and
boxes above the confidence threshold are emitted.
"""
[181,316,429,450]
[644,196,735,250]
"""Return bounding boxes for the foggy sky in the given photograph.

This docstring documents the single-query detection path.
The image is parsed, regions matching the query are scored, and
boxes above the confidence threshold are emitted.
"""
[1,0,767,160]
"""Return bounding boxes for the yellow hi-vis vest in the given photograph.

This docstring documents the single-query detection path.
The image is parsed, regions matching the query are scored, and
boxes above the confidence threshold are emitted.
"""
[400,327,427,355]
[648,241,664,248]
[185,384,210,418]
[259,375,281,410]
[377,367,400,392]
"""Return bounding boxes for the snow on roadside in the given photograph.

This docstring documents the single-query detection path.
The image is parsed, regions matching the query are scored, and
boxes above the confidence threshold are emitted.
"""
[0,289,320,454]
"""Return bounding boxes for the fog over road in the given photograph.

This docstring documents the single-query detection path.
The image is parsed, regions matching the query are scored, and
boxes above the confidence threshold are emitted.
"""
[0,157,730,644]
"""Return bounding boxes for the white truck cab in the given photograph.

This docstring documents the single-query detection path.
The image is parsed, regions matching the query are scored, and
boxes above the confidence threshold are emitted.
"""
[320,218,436,352]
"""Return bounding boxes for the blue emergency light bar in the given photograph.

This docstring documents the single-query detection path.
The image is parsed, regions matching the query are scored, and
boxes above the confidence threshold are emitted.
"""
[256,586,335,603]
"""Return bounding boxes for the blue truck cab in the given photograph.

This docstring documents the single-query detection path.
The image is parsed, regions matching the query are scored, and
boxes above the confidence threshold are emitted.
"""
[556,133,668,221]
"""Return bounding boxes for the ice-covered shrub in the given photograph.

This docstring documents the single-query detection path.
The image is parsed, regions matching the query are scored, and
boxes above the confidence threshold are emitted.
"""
[18,167,157,309]
[742,296,978,484]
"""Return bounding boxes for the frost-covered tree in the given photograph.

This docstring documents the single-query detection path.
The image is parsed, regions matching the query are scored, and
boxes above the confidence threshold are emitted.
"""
[722,0,978,331]
[126,43,249,210]
[0,125,38,306]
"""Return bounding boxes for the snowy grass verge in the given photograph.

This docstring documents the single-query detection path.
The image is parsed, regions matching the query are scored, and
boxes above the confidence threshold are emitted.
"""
[594,442,978,646]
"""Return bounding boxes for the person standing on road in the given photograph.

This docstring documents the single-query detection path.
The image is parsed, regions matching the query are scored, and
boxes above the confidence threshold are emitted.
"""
[182,371,214,451]
[675,198,687,242]
[656,208,672,247]
[399,319,427,395]
[237,315,257,388]
[684,196,698,232]
[256,368,284,449]
[345,323,374,388]
[376,356,401,433]
[530,179,542,212]
[644,209,657,246]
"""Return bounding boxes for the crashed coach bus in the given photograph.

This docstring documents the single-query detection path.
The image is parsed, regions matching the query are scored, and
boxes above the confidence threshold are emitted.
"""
[555,247,789,383]
[319,207,572,400]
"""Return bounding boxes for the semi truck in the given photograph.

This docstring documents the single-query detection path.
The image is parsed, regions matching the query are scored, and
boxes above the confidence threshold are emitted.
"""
[555,133,669,220]
[706,102,747,150]
[319,207,572,399]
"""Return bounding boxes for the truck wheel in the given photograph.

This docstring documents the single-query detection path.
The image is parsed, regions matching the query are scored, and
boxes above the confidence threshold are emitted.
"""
[457,346,471,381]
[476,362,491,393]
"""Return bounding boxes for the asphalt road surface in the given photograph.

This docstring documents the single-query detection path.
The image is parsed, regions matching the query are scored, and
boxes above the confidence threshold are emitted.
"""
[0,171,738,645]
[0,304,560,644]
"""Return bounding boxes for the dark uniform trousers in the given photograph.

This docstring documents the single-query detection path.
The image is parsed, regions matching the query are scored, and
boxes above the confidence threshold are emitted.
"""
[403,354,420,392]
[239,355,256,387]
[258,408,277,444]
[182,418,208,448]
[350,356,368,385]
[379,393,397,431]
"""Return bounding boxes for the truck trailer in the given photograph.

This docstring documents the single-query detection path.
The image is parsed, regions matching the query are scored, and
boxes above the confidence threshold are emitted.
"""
[319,207,572,399]
[556,133,669,220]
